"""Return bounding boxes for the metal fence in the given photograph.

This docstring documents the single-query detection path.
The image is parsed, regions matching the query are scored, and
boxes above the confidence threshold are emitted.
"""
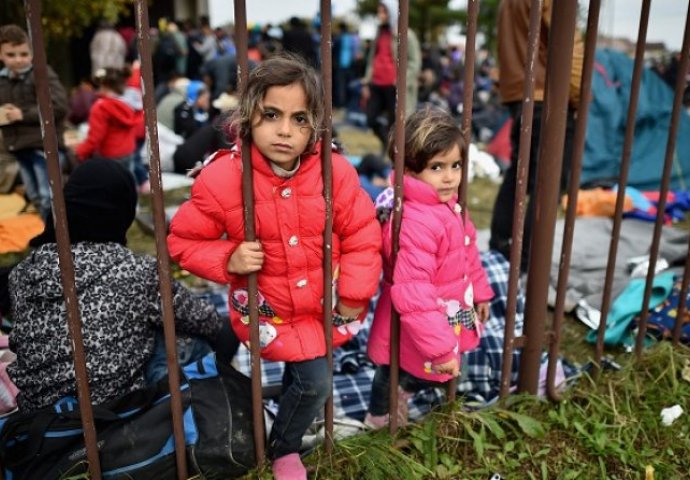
[8,0,690,478]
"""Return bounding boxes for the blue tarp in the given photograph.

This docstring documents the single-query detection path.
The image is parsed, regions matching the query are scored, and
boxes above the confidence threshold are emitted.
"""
[582,49,690,191]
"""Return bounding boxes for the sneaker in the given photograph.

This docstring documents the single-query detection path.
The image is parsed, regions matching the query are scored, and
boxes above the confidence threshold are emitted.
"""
[272,453,306,480]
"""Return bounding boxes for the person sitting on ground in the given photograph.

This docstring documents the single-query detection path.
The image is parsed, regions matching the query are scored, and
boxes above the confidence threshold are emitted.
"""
[7,159,235,413]
[172,89,238,173]
[173,80,210,139]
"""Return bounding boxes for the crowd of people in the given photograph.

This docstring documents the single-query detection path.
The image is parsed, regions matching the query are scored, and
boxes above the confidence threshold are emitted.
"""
[2,1,690,479]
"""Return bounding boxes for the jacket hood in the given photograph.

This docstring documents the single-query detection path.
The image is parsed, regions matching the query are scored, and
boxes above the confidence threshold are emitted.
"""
[14,243,133,302]
[96,94,137,127]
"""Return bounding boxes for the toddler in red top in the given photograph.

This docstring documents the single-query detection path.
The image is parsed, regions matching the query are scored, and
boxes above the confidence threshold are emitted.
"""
[75,67,143,171]
[167,54,382,479]
[365,107,494,428]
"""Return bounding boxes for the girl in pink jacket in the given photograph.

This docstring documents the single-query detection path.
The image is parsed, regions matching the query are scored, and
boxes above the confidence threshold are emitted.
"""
[365,107,494,428]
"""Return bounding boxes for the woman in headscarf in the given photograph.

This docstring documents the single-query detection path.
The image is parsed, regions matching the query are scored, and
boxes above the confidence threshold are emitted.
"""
[7,159,233,413]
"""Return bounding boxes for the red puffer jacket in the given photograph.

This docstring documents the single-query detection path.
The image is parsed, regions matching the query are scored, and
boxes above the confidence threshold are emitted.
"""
[168,143,382,362]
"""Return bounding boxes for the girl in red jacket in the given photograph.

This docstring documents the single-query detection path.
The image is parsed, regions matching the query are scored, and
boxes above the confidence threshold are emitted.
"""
[365,107,494,428]
[167,55,382,480]
[75,67,144,172]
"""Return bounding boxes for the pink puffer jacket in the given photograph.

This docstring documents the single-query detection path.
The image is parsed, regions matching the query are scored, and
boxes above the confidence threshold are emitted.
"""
[368,175,494,382]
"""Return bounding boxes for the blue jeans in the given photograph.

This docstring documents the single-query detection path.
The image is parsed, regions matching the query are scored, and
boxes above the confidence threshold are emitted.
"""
[13,148,62,220]
[368,365,444,416]
[144,331,213,385]
[269,356,331,458]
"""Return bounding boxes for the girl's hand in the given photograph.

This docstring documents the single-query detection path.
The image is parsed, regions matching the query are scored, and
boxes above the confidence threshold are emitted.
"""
[336,302,363,319]
[433,358,460,377]
[476,302,490,323]
[227,241,264,274]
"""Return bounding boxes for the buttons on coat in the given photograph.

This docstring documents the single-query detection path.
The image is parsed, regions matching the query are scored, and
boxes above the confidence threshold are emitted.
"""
[454,203,462,214]
[465,235,471,246]
[288,235,298,247]
[281,188,292,198]
[296,279,307,288]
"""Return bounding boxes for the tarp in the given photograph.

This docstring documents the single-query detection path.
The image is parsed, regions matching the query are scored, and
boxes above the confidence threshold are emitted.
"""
[582,49,690,191]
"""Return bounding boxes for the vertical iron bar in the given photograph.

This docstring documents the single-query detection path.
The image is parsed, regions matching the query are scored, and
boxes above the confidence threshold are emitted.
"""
[635,2,690,357]
[24,1,102,478]
[233,0,266,465]
[458,0,479,210]
[450,0,480,403]
[388,0,409,435]
[594,0,651,375]
[499,0,543,399]
[517,0,578,394]
[320,0,335,453]
[673,244,690,346]
[134,2,188,478]
[547,0,602,400]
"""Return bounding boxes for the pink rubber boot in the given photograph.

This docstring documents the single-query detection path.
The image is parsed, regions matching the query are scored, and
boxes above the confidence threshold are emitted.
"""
[272,453,307,480]
[363,412,389,429]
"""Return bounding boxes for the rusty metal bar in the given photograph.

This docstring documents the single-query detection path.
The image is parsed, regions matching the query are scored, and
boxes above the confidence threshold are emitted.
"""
[674,242,690,345]
[517,0,578,394]
[450,0,480,403]
[388,0,409,435]
[233,0,266,465]
[133,2,188,478]
[499,0,543,400]
[319,0,335,453]
[635,2,690,357]
[458,0,479,211]
[547,0,602,401]
[24,1,102,477]
[593,0,651,374]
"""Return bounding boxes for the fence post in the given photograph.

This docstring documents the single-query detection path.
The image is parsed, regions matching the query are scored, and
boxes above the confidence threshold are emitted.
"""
[517,0,579,394]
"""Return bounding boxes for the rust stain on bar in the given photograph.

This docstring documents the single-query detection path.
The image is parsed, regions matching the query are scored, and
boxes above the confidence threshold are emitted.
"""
[547,0,601,401]
[134,1,188,478]
[635,1,690,358]
[320,0,335,453]
[499,0,543,400]
[388,0,409,435]
[25,0,102,477]
[517,0,578,395]
[233,0,266,465]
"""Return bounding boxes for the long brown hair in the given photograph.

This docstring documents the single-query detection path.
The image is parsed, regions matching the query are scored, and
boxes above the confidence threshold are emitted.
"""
[229,53,324,153]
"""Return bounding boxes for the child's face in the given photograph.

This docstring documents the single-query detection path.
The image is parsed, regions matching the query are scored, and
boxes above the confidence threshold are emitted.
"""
[409,144,462,202]
[251,83,311,171]
[0,42,32,74]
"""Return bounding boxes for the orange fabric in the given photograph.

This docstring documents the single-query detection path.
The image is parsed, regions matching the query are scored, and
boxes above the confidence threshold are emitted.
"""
[0,214,44,253]
[562,188,633,217]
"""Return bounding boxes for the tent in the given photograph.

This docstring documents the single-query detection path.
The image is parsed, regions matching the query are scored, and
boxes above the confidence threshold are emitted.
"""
[582,48,690,191]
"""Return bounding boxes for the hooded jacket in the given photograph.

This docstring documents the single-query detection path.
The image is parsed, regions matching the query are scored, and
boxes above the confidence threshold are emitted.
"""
[8,243,222,413]
[367,175,494,382]
[168,143,382,362]
[75,94,142,161]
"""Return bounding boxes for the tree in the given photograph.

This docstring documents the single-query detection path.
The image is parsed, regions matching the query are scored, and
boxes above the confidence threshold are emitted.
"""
[356,0,464,44]
[1,0,130,41]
